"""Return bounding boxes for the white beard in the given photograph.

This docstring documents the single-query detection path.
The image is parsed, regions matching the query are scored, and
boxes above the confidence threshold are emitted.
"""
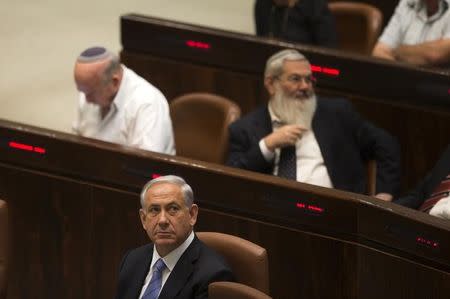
[269,87,317,129]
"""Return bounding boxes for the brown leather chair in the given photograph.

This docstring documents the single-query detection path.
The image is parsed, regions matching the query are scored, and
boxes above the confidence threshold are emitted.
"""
[0,200,8,299]
[170,93,241,164]
[209,281,272,299]
[328,1,383,54]
[196,232,269,294]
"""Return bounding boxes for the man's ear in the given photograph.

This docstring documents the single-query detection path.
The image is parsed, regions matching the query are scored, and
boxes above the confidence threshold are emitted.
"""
[111,72,121,89]
[264,76,276,96]
[139,209,147,229]
[189,204,199,226]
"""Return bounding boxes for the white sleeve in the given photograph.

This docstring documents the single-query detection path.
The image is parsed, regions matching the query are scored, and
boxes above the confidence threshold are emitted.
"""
[125,93,175,155]
[429,196,450,219]
[378,0,409,49]
[259,139,275,162]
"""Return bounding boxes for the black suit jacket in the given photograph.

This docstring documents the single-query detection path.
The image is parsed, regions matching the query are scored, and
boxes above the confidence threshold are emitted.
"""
[227,97,401,195]
[395,144,450,209]
[115,236,234,299]
[254,0,337,48]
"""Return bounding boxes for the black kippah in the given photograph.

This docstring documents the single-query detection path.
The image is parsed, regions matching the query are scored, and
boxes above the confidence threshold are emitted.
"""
[77,46,110,62]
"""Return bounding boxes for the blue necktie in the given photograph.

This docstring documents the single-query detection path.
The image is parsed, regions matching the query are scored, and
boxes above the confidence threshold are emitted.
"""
[142,258,167,299]
[278,145,296,180]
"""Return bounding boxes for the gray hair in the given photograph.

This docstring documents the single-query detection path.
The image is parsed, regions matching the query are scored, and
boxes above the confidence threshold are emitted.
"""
[264,49,308,78]
[76,46,121,84]
[140,175,194,208]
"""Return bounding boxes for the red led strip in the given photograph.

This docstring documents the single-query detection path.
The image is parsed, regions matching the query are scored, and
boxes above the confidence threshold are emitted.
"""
[186,40,211,50]
[8,141,46,154]
[416,236,439,248]
[311,64,340,77]
[296,202,325,213]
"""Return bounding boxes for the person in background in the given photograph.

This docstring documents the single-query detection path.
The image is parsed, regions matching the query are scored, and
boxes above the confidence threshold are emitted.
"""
[395,144,450,219]
[227,49,401,201]
[115,175,234,299]
[372,0,450,67]
[73,46,175,154]
[254,0,337,48]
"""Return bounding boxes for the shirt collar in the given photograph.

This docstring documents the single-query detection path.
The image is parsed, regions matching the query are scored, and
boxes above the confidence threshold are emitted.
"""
[413,0,449,22]
[151,230,195,272]
[110,64,128,112]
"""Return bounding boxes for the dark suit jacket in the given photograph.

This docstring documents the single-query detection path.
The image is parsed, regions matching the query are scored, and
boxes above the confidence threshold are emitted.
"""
[254,0,337,48]
[395,144,450,209]
[227,97,400,195]
[115,236,234,299]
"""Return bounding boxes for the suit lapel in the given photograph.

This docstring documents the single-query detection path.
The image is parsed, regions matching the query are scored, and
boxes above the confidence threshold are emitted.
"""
[312,100,336,180]
[158,238,200,299]
[252,105,273,141]
[130,245,153,299]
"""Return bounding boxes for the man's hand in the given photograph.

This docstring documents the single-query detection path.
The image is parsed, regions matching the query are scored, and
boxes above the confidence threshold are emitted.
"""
[375,193,393,202]
[263,125,306,152]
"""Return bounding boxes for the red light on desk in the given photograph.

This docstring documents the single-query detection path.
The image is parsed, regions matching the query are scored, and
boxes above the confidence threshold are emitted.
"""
[186,40,211,50]
[9,141,33,151]
[8,141,46,154]
[296,202,325,214]
[311,64,340,77]
[151,173,162,179]
[416,236,440,249]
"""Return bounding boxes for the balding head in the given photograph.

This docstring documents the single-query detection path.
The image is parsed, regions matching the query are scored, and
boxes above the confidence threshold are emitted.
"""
[74,46,123,108]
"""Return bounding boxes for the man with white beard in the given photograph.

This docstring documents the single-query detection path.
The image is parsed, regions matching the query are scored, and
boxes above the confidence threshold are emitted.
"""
[227,49,401,201]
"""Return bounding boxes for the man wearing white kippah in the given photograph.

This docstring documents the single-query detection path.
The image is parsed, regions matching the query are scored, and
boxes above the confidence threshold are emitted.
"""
[72,46,175,155]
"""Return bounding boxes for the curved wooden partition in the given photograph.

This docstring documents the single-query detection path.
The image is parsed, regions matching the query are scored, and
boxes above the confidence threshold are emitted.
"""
[0,119,449,298]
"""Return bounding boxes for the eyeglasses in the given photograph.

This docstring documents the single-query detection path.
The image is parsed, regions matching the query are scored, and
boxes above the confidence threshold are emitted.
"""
[275,74,315,85]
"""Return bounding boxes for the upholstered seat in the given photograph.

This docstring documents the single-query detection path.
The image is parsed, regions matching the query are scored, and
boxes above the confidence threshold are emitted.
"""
[209,281,272,299]
[329,2,383,54]
[170,93,241,164]
[196,232,269,294]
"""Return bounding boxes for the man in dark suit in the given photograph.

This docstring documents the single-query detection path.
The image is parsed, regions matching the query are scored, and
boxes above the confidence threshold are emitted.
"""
[115,175,234,299]
[254,0,337,48]
[395,144,450,219]
[227,49,400,200]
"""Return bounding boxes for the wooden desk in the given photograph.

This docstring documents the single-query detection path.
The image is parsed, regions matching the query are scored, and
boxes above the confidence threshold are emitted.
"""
[0,119,449,298]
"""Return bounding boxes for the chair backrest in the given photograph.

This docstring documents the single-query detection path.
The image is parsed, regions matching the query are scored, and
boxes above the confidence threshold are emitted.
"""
[209,281,272,299]
[0,200,8,299]
[328,1,383,54]
[170,93,241,164]
[196,232,269,294]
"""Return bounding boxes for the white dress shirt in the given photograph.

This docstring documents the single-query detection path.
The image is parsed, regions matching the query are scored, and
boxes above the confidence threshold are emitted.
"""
[379,0,450,48]
[73,65,175,155]
[259,106,333,188]
[138,231,195,299]
[429,195,450,219]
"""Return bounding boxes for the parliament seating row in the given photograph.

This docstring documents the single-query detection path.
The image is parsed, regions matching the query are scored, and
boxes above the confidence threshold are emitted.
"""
[0,119,449,298]
[120,14,450,194]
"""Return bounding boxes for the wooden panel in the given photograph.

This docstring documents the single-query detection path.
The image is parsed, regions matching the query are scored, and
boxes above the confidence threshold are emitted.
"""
[0,120,449,299]
[0,165,145,299]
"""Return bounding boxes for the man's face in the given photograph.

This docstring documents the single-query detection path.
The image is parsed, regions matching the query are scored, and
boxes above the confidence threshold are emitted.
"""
[74,62,117,108]
[267,59,317,128]
[139,182,198,257]
[271,59,315,100]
